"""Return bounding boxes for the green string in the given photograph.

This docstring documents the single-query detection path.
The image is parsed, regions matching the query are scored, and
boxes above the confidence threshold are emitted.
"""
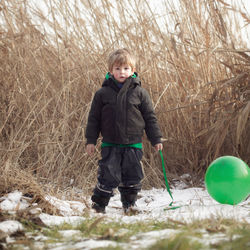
[159,150,181,210]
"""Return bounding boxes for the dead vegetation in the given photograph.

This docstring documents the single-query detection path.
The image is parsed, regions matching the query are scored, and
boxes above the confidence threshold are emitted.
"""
[0,0,249,197]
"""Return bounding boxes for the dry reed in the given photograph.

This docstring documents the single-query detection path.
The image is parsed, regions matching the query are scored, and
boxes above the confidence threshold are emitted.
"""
[0,0,249,198]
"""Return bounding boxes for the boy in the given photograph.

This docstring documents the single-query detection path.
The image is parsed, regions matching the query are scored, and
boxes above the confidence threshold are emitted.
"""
[85,48,163,214]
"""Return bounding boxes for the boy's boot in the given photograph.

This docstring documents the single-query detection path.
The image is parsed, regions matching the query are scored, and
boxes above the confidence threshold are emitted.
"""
[119,184,141,214]
[120,192,138,215]
[92,202,106,213]
[91,188,111,214]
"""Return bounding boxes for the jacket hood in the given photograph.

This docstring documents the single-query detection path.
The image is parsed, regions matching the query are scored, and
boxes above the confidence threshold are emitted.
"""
[102,72,141,88]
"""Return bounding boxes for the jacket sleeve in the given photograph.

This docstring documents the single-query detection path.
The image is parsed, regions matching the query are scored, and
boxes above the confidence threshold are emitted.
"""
[85,91,102,145]
[140,88,162,146]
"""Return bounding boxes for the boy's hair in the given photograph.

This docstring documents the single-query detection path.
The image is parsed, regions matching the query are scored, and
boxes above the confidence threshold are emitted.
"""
[108,48,136,72]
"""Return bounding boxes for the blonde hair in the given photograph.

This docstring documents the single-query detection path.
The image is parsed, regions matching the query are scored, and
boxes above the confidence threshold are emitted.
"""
[107,48,136,72]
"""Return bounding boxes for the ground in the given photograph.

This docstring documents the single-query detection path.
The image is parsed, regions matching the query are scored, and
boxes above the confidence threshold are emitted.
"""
[0,183,249,249]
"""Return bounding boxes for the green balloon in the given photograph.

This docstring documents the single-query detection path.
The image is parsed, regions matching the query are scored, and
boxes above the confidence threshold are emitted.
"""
[205,156,250,205]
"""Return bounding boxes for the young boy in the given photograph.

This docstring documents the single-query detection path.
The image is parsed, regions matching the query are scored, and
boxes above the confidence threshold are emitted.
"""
[85,48,163,213]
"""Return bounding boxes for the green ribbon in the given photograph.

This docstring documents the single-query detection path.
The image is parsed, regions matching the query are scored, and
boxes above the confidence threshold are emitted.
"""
[159,150,181,210]
[101,142,142,149]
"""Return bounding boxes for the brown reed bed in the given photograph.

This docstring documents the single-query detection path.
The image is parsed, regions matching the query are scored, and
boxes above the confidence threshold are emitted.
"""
[0,0,249,198]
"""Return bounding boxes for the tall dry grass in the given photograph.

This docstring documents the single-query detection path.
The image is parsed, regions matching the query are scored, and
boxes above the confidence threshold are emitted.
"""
[0,0,249,197]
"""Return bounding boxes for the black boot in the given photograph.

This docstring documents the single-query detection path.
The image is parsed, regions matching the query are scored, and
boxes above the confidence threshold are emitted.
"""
[120,192,138,214]
[119,184,140,207]
[91,187,112,214]
[92,202,106,213]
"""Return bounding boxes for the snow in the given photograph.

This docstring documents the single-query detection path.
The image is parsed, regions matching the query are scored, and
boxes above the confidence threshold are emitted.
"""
[58,229,82,238]
[102,188,250,224]
[0,186,249,249]
[38,213,85,227]
[0,220,23,234]
[0,187,249,229]
[130,228,178,247]
[72,239,118,250]
[0,190,29,211]
[45,195,86,216]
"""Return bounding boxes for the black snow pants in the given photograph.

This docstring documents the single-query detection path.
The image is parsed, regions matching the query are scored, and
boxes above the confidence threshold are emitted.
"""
[91,146,144,209]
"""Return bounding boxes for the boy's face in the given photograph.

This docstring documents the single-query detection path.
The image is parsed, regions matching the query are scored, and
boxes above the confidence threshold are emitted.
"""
[111,64,134,83]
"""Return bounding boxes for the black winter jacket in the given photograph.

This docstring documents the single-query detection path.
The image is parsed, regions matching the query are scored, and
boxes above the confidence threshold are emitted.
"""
[85,73,162,146]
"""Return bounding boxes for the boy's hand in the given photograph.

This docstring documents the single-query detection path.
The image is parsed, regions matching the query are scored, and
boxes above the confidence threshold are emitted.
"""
[154,143,163,151]
[86,144,95,155]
